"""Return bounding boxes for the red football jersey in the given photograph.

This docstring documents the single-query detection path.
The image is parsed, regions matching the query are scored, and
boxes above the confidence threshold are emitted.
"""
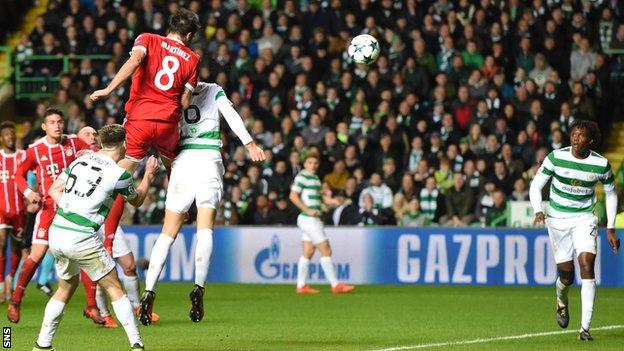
[0,150,26,216]
[124,33,200,123]
[16,135,88,209]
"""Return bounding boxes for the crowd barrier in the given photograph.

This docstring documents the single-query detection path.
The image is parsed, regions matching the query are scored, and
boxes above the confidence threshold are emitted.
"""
[120,226,624,287]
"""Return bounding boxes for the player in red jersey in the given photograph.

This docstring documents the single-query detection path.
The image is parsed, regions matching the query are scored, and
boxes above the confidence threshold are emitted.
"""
[0,122,29,304]
[90,9,200,172]
[7,108,92,323]
[89,9,201,279]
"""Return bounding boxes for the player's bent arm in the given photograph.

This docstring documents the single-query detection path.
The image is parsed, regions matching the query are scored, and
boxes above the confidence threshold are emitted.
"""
[289,191,312,215]
[16,151,38,199]
[181,89,192,111]
[529,172,549,214]
[125,156,159,207]
[49,178,65,205]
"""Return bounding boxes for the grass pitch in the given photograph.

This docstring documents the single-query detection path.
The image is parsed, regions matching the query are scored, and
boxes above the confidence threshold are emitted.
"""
[7,283,624,350]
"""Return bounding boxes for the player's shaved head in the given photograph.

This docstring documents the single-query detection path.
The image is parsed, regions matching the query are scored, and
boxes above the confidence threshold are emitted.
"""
[169,9,200,37]
[78,126,98,147]
[99,124,126,149]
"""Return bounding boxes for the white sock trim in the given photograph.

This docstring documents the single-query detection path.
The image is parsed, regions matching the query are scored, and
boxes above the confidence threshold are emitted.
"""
[297,256,310,288]
[320,256,338,287]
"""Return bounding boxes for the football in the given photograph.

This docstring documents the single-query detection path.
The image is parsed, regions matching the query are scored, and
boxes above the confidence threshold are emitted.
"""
[348,34,380,65]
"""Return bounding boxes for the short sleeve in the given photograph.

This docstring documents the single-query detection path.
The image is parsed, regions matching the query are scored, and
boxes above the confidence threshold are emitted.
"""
[185,61,199,92]
[58,167,70,183]
[539,152,556,177]
[114,171,137,201]
[131,34,149,55]
[291,176,302,193]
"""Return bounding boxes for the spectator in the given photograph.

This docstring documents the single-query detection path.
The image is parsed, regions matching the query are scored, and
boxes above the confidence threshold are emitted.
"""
[419,176,441,223]
[511,178,529,201]
[358,173,393,211]
[400,198,428,227]
[441,172,475,226]
[356,193,384,226]
[324,160,350,192]
[570,37,596,82]
[485,189,509,227]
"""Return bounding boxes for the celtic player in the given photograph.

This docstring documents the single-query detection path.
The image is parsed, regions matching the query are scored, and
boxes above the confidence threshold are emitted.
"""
[139,82,264,325]
[289,152,355,294]
[530,120,619,341]
[32,125,159,351]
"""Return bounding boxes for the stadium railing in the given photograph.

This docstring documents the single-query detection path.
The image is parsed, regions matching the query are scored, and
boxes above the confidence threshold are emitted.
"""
[0,46,12,89]
[14,54,111,99]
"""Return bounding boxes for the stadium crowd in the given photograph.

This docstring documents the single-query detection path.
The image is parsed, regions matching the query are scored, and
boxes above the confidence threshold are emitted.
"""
[11,0,624,227]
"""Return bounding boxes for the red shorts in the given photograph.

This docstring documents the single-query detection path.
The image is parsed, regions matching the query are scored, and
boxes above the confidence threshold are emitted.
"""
[0,213,25,233]
[124,118,179,162]
[32,208,55,246]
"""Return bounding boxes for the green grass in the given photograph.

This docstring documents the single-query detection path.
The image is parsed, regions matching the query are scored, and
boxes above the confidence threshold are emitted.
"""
[7,283,624,350]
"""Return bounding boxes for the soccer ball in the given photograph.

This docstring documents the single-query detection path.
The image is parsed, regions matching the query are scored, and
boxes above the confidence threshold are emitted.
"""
[348,34,380,65]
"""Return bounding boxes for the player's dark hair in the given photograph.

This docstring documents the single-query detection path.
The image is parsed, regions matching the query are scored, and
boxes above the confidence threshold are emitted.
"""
[99,124,126,149]
[569,120,601,147]
[44,107,64,121]
[168,9,200,36]
[0,121,15,133]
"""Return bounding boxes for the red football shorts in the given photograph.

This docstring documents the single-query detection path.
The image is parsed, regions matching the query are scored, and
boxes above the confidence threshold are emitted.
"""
[124,118,180,162]
[32,207,55,246]
[0,212,25,233]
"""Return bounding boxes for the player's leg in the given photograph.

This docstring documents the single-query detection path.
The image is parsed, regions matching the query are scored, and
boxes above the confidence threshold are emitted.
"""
[547,218,575,329]
[95,283,117,328]
[310,217,354,294]
[572,215,599,340]
[188,206,216,323]
[80,270,104,325]
[140,210,184,326]
[296,240,317,294]
[11,209,53,303]
[0,227,8,303]
[36,251,55,296]
[33,274,80,350]
[98,270,144,349]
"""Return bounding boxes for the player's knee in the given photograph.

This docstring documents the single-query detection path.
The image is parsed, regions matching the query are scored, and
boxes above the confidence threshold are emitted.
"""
[122,264,136,276]
[578,263,595,279]
[558,269,574,286]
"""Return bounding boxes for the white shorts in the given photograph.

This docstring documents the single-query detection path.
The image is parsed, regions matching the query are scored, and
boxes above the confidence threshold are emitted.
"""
[49,224,116,281]
[97,226,132,259]
[547,213,598,264]
[166,150,224,213]
[297,215,328,245]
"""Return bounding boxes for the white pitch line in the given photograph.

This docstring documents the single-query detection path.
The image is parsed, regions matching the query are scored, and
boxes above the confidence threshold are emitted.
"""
[373,325,624,351]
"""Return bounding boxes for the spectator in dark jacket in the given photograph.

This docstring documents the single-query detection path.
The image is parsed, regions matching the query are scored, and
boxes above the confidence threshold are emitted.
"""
[441,172,475,226]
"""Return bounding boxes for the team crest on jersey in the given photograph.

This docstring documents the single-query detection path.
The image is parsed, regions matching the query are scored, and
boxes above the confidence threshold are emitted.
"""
[65,148,73,157]
[41,156,48,161]
[571,179,582,186]
[587,174,599,181]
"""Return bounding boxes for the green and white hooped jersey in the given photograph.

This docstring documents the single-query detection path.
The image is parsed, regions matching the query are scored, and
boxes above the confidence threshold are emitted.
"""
[539,147,615,219]
[53,153,137,234]
[291,170,322,216]
[179,82,227,152]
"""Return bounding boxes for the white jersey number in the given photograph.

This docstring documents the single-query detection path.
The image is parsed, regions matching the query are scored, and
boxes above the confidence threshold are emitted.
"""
[154,56,180,91]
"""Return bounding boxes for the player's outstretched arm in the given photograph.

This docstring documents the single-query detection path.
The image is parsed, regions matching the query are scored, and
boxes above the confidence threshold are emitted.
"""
[90,50,145,102]
[216,95,265,162]
[127,156,160,207]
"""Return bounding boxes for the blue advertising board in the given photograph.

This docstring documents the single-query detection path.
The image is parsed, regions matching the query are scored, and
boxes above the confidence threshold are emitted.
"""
[119,226,624,286]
